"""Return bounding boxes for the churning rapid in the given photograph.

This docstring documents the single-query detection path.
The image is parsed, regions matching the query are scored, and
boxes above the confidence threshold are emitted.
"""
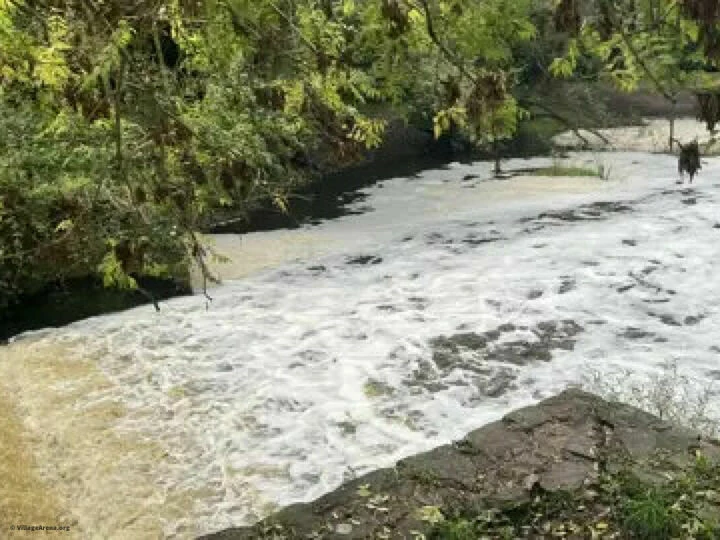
[2,149,720,538]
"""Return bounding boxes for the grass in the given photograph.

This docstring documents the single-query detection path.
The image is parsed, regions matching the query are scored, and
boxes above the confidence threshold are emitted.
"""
[530,164,603,177]
[429,455,720,539]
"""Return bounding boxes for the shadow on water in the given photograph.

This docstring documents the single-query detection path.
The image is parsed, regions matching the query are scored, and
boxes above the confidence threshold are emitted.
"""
[0,276,191,343]
[207,116,578,235]
[208,139,475,234]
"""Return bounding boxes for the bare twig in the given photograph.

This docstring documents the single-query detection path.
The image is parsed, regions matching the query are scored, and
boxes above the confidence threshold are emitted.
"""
[136,286,161,311]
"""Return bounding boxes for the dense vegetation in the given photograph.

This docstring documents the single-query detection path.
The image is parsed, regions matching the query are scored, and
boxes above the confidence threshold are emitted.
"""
[1,0,719,309]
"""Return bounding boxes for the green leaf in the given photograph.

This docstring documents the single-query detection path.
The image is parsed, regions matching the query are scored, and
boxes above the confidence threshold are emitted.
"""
[54,219,73,233]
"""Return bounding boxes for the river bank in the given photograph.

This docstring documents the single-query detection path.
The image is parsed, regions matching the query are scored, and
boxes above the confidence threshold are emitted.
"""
[203,389,720,539]
[0,85,695,340]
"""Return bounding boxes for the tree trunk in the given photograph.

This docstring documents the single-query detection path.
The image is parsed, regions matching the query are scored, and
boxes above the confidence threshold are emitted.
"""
[493,139,501,176]
[668,97,676,152]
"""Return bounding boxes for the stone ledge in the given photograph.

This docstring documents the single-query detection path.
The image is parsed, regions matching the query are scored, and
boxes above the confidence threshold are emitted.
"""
[200,389,720,539]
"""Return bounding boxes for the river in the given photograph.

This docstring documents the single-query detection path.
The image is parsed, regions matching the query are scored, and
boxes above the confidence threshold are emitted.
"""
[2,135,720,537]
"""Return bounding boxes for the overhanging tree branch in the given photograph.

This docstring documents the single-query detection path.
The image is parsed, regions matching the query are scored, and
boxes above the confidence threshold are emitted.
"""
[599,0,676,103]
[413,0,475,82]
[521,97,613,148]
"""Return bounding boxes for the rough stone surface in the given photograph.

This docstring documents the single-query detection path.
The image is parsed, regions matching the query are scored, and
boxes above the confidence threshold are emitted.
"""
[200,389,720,540]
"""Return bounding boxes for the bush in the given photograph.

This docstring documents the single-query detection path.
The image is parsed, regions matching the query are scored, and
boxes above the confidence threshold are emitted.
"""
[580,360,720,438]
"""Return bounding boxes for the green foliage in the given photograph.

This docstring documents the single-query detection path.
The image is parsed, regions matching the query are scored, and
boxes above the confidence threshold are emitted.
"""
[0,0,546,307]
[430,518,476,540]
[531,164,601,177]
[549,0,720,100]
[617,486,678,539]
[549,39,580,78]
[6,0,718,308]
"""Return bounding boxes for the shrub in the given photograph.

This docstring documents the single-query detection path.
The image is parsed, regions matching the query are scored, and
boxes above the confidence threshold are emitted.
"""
[580,360,720,438]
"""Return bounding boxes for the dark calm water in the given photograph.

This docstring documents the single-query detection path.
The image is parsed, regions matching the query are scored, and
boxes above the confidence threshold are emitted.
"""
[0,276,191,343]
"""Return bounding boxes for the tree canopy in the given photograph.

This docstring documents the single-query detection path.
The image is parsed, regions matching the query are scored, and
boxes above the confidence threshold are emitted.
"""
[1,0,718,308]
[551,0,720,139]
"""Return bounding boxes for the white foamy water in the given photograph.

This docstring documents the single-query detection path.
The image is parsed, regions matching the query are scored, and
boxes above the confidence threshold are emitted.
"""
[197,153,618,284]
[553,116,718,152]
[3,149,720,538]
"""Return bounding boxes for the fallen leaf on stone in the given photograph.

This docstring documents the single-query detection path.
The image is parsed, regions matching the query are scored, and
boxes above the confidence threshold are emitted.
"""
[336,523,353,535]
